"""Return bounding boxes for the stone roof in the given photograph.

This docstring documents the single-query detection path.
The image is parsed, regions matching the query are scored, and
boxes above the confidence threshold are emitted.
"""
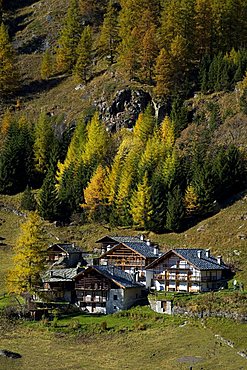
[95,235,146,244]
[93,266,144,288]
[146,249,228,270]
[121,241,157,258]
[42,267,82,282]
[48,243,82,254]
[174,249,228,270]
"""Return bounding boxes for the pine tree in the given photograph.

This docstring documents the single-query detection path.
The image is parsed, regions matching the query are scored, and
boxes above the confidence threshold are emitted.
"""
[98,0,119,64]
[7,212,47,294]
[165,186,185,231]
[40,48,53,80]
[38,166,59,221]
[56,0,82,73]
[73,26,93,83]
[130,172,153,229]
[21,186,37,211]
[0,23,18,95]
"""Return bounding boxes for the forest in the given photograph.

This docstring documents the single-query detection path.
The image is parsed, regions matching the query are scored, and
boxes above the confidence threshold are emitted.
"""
[0,0,247,232]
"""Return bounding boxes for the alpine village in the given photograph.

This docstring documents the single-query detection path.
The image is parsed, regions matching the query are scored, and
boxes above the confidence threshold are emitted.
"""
[1,0,247,369]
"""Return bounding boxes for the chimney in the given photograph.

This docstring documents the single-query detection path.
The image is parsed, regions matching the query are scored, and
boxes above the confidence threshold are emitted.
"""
[146,239,151,247]
[217,256,222,265]
[205,249,210,258]
[153,245,159,255]
[197,250,202,259]
[140,234,144,241]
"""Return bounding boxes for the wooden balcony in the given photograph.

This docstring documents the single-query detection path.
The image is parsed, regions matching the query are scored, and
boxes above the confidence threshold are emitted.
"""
[80,297,107,303]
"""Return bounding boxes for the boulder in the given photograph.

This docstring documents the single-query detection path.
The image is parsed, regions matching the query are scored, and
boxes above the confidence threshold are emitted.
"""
[0,349,22,359]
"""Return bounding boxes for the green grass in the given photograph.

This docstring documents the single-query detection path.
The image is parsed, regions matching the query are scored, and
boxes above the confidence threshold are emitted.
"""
[0,317,247,370]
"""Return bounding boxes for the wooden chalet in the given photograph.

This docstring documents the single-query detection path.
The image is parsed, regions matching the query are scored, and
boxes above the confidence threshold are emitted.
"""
[146,249,229,293]
[74,266,146,314]
[98,239,159,284]
[46,243,87,268]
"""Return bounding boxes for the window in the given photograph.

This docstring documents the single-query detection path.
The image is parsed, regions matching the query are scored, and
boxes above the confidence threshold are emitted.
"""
[113,306,117,309]
[113,295,118,300]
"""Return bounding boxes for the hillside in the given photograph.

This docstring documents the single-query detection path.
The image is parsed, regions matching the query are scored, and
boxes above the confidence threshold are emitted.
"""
[0,2,247,283]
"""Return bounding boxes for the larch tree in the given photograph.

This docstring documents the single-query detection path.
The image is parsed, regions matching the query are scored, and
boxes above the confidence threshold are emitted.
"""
[33,112,55,175]
[7,212,47,294]
[40,48,53,80]
[0,22,18,95]
[133,104,156,143]
[139,25,158,83]
[160,115,175,152]
[73,26,93,83]
[56,0,82,73]
[130,172,153,229]
[184,184,200,215]
[81,164,107,221]
[98,0,120,64]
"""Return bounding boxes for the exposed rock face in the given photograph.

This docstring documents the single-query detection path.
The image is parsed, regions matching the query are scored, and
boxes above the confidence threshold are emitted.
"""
[97,89,152,132]
[0,349,22,359]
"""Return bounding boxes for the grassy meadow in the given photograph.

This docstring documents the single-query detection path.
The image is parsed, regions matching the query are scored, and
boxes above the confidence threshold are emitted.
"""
[0,316,247,370]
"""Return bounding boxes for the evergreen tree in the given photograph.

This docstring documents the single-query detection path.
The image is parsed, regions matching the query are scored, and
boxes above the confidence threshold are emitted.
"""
[0,22,18,95]
[21,186,37,211]
[98,0,120,64]
[165,186,185,231]
[7,212,47,294]
[130,172,153,229]
[73,26,93,83]
[38,166,59,221]
[56,0,82,72]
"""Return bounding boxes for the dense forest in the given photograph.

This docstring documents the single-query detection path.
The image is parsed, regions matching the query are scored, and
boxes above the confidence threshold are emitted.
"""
[0,0,247,232]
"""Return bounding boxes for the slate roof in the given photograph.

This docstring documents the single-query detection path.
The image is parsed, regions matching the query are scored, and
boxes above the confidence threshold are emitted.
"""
[96,235,146,244]
[146,248,228,270]
[48,243,82,254]
[42,267,82,282]
[174,249,228,270]
[122,242,157,258]
[93,266,144,288]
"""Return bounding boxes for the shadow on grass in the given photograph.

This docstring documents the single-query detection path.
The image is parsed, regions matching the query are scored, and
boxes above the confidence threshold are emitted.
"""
[17,75,67,100]
[17,35,47,54]
[4,0,40,11]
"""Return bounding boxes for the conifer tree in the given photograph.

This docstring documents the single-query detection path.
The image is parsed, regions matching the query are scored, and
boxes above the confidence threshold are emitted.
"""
[56,117,87,191]
[21,186,37,211]
[73,26,93,83]
[0,22,18,95]
[40,48,53,80]
[133,104,156,143]
[160,116,175,152]
[130,172,153,229]
[56,0,82,73]
[7,212,47,294]
[184,184,199,215]
[117,27,139,80]
[139,25,158,83]
[33,112,55,175]
[98,0,119,64]
[83,112,109,166]
[81,164,107,221]
[38,166,59,221]
[154,48,174,97]
[165,186,185,231]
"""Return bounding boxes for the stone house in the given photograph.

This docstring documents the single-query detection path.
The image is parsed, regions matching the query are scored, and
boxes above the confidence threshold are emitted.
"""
[146,249,229,293]
[74,266,146,314]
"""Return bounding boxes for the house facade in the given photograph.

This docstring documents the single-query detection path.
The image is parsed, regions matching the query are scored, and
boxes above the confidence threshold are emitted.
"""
[46,243,87,268]
[146,249,229,293]
[38,267,82,302]
[74,266,146,314]
[98,239,159,285]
